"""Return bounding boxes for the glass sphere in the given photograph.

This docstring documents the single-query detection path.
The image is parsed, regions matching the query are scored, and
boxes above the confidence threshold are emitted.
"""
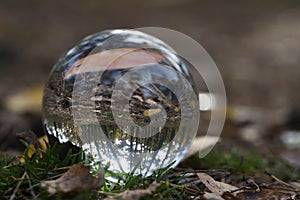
[42,29,199,176]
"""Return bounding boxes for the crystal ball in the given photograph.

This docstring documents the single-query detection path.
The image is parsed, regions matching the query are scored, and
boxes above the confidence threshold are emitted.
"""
[42,29,199,175]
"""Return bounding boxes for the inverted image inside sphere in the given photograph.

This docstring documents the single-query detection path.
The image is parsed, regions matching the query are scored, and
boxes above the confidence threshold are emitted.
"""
[42,29,199,176]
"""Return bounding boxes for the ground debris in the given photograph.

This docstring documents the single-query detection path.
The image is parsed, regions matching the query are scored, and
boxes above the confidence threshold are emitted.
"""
[17,130,41,154]
[195,171,300,200]
[17,130,48,162]
[236,187,299,200]
[41,164,104,195]
[4,84,43,114]
[103,181,161,200]
[197,172,240,199]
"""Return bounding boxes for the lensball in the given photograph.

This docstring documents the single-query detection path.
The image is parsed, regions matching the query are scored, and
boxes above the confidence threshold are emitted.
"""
[42,29,199,176]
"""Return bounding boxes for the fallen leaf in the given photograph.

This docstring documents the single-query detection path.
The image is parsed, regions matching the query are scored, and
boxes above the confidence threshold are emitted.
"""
[197,173,238,197]
[41,164,104,195]
[38,135,49,151]
[183,136,220,161]
[104,181,161,200]
[17,130,41,154]
[19,144,36,163]
[18,131,48,162]
[203,192,225,200]
[4,84,43,113]
[222,192,242,200]
[236,188,299,200]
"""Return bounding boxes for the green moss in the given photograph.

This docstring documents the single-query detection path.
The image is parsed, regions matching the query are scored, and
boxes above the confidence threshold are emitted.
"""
[184,144,299,181]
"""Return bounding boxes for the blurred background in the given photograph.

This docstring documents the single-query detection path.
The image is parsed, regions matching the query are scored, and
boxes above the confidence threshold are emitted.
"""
[0,0,300,168]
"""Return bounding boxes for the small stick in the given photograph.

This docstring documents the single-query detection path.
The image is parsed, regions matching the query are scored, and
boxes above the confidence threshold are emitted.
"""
[9,172,26,200]
[265,171,298,190]
[24,172,36,198]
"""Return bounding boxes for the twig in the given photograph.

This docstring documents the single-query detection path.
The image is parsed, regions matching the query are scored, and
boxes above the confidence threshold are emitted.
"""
[228,186,248,193]
[42,166,73,181]
[51,166,73,171]
[24,171,36,198]
[160,180,199,195]
[265,171,299,191]
[246,178,260,192]
[9,172,26,200]
[97,191,119,196]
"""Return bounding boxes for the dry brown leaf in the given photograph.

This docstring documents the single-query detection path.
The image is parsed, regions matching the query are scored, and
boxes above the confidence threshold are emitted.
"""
[17,130,41,153]
[204,192,241,200]
[197,173,238,196]
[183,136,220,161]
[236,188,299,200]
[41,164,104,195]
[104,181,160,200]
[17,131,49,162]
[37,135,49,151]
[203,192,225,200]
[17,130,42,158]
[4,84,43,113]
[222,192,243,200]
